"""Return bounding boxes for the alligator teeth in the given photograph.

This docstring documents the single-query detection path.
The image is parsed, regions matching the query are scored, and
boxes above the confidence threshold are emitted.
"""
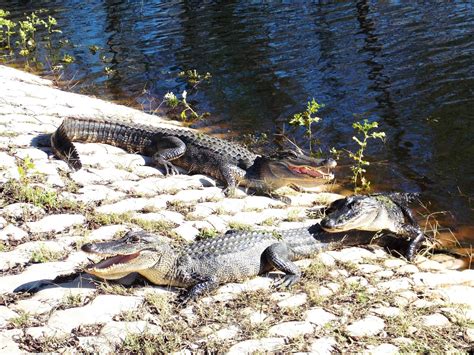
[87,252,141,270]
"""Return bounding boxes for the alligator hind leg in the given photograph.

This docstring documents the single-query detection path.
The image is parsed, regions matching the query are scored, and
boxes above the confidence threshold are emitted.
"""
[262,243,301,288]
[151,136,186,175]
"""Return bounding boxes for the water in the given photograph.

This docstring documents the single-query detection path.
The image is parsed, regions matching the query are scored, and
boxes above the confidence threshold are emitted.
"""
[1,1,473,254]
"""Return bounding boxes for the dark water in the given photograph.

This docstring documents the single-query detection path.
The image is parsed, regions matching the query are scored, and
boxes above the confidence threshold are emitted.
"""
[1,1,473,252]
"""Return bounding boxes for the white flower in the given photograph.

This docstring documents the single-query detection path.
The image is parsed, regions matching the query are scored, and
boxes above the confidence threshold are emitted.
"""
[164,92,176,101]
[182,90,187,100]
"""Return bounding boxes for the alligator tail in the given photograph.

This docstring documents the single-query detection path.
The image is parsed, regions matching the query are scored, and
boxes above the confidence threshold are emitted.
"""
[50,122,82,171]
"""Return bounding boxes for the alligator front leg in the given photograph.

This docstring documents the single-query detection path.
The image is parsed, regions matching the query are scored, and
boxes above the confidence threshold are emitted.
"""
[220,164,246,197]
[399,203,426,261]
[403,225,426,261]
[151,136,187,175]
[262,243,301,287]
[180,277,220,303]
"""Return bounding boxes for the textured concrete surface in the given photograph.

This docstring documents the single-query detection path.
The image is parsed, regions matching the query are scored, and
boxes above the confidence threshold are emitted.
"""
[0,65,473,353]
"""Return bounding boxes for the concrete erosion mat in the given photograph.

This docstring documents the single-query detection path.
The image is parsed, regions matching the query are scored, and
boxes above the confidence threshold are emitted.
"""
[0,65,473,353]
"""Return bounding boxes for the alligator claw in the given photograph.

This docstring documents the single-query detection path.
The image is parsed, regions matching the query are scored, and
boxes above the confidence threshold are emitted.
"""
[273,274,300,289]
[177,292,193,305]
[163,162,180,176]
[223,186,236,197]
[405,232,426,261]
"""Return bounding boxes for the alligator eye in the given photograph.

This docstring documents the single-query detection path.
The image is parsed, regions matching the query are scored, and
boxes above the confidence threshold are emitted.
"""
[284,149,299,158]
[129,235,141,242]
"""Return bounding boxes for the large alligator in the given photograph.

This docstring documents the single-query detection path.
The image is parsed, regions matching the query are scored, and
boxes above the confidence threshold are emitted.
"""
[51,117,336,196]
[81,229,361,302]
[320,192,425,260]
[81,193,421,301]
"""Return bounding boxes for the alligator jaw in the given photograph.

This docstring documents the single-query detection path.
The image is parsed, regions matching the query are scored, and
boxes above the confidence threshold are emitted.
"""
[286,164,335,181]
[85,252,142,279]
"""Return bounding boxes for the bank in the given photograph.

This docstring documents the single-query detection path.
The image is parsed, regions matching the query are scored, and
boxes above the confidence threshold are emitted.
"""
[0,65,472,353]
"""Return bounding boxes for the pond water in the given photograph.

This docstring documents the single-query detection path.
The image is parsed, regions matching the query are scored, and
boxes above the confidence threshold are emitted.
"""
[1,1,473,256]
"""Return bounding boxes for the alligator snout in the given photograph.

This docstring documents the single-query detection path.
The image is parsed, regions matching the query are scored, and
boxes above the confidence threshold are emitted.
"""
[81,243,94,253]
[321,158,337,168]
[320,218,336,230]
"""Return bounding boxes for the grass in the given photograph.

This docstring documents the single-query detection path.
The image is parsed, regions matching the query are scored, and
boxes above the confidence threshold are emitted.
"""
[0,240,13,252]
[1,179,75,211]
[285,209,306,222]
[96,282,134,296]
[262,217,278,226]
[196,228,219,240]
[116,308,145,322]
[86,211,179,239]
[9,311,32,328]
[166,200,195,215]
[29,244,67,263]
[58,292,87,309]
[119,293,191,353]
[227,221,253,232]
[144,292,173,321]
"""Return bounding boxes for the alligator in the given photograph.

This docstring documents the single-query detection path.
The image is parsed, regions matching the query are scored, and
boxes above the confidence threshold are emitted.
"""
[51,117,336,195]
[81,223,414,302]
[320,192,425,261]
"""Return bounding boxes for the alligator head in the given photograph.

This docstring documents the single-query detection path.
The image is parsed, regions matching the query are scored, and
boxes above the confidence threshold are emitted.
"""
[319,193,414,233]
[245,150,337,190]
[81,231,175,280]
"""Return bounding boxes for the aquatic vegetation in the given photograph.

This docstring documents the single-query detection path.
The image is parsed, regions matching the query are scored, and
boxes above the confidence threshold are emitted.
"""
[348,119,385,192]
[178,69,211,88]
[0,10,15,51]
[163,89,209,122]
[0,8,73,70]
[289,98,324,154]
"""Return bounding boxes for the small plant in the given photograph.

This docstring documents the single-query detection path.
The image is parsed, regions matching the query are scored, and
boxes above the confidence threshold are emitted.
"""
[0,8,73,70]
[1,157,78,211]
[163,91,179,108]
[178,69,211,88]
[241,132,269,151]
[0,9,16,51]
[87,211,177,238]
[88,44,100,55]
[262,217,277,226]
[0,241,8,252]
[289,98,324,154]
[348,119,385,192]
[163,90,208,121]
[117,308,144,322]
[17,155,36,180]
[61,53,74,64]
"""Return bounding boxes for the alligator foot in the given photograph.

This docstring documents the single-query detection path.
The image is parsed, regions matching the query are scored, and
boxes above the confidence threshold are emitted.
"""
[222,186,237,197]
[405,231,426,261]
[273,274,300,288]
[162,161,180,176]
[270,194,291,205]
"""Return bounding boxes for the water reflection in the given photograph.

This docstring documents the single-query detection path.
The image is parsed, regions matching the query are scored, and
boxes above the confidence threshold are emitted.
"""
[1,1,473,250]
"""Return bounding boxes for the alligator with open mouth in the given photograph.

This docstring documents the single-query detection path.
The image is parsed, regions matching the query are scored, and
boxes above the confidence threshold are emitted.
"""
[51,117,336,196]
[80,193,423,301]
